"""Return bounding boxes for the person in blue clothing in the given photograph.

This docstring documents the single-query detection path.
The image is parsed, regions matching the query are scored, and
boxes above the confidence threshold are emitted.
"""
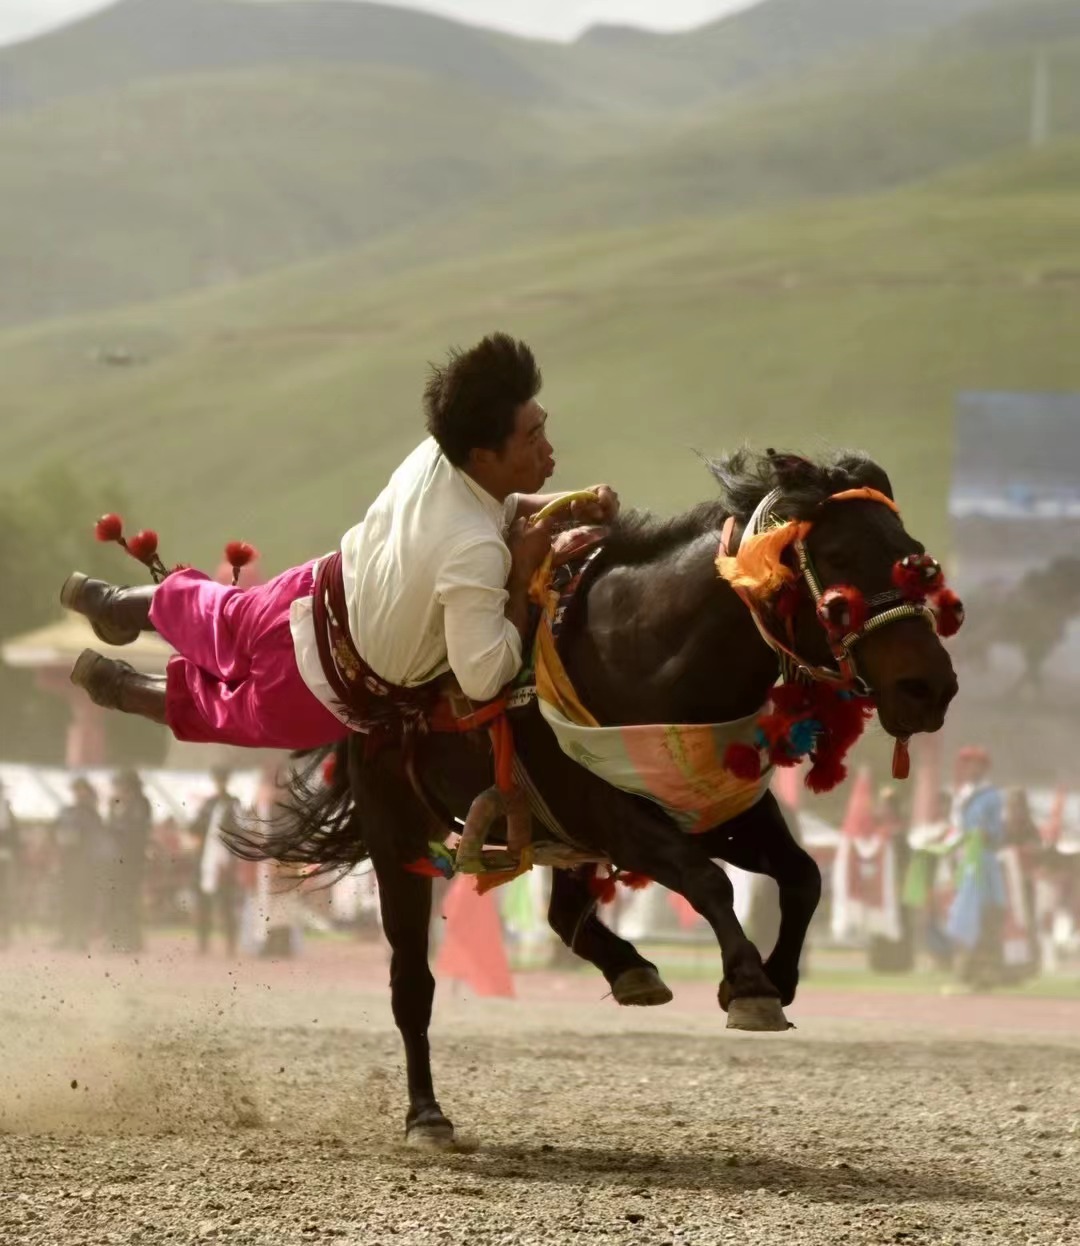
[946,746,1007,988]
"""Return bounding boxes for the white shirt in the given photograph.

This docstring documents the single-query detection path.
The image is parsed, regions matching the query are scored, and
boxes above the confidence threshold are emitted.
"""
[292,438,522,716]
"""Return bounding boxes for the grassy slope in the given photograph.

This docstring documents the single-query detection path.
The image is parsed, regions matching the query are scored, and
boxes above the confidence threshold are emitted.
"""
[2,139,1078,573]
[1,0,1074,328]
[0,64,639,325]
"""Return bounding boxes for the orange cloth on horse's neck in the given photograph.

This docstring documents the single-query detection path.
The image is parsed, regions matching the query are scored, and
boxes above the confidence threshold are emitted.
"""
[715,486,900,601]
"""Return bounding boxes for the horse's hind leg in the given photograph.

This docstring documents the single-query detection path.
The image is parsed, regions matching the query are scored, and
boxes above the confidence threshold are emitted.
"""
[360,761,455,1148]
[548,867,672,1006]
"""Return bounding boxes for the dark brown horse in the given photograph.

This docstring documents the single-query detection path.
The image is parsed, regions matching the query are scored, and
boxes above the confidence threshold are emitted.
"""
[237,448,958,1147]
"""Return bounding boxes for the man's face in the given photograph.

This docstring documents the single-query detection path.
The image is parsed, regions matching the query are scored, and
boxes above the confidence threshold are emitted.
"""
[471,400,554,498]
[958,756,989,787]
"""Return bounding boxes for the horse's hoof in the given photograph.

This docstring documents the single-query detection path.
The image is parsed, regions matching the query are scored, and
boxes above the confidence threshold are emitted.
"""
[405,1108,456,1150]
[612,966,674,1007]
[725,996,794,1032]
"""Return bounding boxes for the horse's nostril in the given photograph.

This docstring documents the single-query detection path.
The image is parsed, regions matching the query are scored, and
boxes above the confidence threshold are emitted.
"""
[897,677,935,706]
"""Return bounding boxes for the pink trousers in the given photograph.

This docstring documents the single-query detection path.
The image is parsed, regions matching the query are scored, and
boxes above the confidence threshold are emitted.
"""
[149,563,350,750]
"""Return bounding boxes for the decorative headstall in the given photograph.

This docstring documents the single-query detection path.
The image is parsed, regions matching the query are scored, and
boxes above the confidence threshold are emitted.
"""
[716,486,963,792]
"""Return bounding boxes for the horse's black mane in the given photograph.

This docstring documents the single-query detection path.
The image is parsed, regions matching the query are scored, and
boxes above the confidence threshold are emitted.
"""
[601,447,893,567]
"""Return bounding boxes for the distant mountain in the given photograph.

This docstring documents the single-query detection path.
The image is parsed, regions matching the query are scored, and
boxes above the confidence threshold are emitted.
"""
[0,0,555,111]
[0,0,1014,117]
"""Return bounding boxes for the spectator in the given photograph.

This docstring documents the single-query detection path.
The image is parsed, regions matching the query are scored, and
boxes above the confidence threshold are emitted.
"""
[52,777,105,951]
[106,769,152,953]
[191,766,242,955]
[0,778,21,948]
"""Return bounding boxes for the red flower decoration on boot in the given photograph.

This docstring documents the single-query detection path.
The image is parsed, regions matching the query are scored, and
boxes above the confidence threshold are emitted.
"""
[127,530,159,563]
[225,540,259,587]
[95,513,124,543]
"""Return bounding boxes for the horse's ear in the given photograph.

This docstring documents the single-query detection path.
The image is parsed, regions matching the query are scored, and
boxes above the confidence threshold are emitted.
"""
[834,453,894,500]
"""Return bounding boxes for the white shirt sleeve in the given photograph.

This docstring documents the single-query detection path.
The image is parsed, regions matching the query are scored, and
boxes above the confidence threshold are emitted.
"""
[436,537,523,702]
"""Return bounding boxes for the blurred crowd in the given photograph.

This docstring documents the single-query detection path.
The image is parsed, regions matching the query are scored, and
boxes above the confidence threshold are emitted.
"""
[828,747,1080,988]
[0,765,377,958]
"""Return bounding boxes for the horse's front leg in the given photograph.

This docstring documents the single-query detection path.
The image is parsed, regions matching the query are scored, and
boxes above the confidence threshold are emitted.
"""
[548,866,673,1006]
[360,761,455,1147]
[700,793,822,1007]
[608,812,788,1030]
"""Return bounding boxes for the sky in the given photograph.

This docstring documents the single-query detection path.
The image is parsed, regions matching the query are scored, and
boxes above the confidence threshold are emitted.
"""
[0,0,763,47]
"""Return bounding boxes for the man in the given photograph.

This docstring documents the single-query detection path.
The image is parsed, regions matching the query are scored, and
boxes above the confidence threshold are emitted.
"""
[52,777,106,951]
[60,334,618,750]
[0,778,21,948]
[190,766,243,956]
[105,769,152,953]
[946,746,1007,988]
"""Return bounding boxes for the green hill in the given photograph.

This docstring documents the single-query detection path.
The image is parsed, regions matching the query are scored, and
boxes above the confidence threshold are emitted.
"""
[2,137,1078,573]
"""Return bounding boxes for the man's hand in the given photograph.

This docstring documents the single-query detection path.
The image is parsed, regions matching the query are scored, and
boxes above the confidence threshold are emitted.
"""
[570,484,620,525]
[507,516,554,587]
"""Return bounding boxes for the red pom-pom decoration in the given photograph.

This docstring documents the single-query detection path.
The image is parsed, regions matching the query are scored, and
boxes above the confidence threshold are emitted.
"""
[225,540,258,569]
[806,752,847,793]
[95,513,124,543]
[724,742,762,780]
[932,588,964,638]
[587,866,618,905]
[621,872,652,892]
[126,529,159,562]
[816,585,867,639]
[892,553,943,601]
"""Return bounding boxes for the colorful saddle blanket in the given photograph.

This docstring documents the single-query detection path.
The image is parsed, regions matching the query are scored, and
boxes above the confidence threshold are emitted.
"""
[531,544,772,834]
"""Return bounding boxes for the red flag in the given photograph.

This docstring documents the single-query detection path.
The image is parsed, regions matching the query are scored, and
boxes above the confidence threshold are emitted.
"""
[435,875,515,999]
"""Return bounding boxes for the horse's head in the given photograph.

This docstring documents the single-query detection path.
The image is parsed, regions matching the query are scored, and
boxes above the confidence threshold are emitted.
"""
[801,475,959,738]
[713,449,959,741]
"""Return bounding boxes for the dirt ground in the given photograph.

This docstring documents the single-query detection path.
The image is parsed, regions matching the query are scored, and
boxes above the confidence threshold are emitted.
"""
[2,939,1079,1246]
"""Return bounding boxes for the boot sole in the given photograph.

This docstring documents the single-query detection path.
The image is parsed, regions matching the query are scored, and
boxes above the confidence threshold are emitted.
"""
[60,572,139,647]
[70,648,106,691]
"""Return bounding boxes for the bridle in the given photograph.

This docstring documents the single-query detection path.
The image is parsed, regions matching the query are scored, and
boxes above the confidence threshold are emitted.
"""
[718,486,959,698]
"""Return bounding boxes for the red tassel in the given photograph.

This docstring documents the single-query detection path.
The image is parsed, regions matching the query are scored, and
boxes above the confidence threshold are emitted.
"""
[127,529,159,563]
[620,872,652,891]
[892,738,911,781]
[587,866,618,905]
[95,513,124,543]
[724,742,762,780]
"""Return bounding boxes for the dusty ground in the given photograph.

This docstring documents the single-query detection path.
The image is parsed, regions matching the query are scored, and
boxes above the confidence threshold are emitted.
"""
[2,940,1079,1245]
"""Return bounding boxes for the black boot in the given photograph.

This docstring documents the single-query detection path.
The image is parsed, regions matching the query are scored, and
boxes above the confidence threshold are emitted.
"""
[60,573,156,646]
[70,650,168,725]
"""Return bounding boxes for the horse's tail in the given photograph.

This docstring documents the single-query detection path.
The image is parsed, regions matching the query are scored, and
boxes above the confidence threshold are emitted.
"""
[223,740,369,876]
